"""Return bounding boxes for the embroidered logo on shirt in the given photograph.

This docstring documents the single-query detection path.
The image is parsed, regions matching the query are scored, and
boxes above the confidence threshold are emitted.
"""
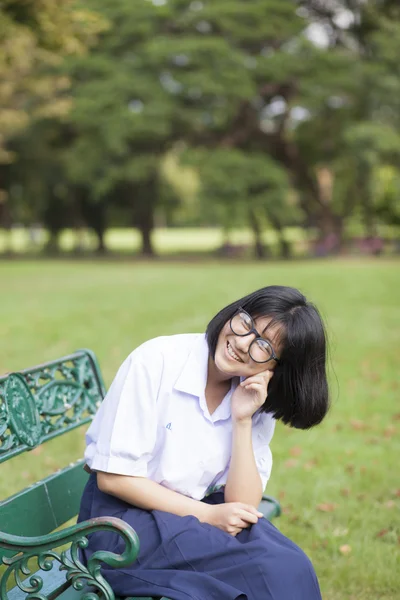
[165,422,172,430]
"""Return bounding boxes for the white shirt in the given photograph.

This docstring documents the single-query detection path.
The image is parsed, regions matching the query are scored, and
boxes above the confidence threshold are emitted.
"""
[85,333,276,500]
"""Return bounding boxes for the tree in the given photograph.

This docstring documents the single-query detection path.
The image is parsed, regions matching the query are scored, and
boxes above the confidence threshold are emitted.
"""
[0,0,106,163]
[183,148,295,258]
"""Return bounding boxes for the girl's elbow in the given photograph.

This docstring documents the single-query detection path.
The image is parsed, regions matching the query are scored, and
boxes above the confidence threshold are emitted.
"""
[96,471,115,494]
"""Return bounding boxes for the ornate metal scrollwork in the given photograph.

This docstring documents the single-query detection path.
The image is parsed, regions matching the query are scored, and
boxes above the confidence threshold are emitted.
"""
[0,350,106,462]
[5,374,41,448]
[0,516,140,600]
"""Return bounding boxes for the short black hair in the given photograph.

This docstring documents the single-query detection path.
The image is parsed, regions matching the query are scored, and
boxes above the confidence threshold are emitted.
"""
[206,285,329,429]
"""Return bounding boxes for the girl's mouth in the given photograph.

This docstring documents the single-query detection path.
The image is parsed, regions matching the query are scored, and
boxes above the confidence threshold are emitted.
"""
[226,340,243,363]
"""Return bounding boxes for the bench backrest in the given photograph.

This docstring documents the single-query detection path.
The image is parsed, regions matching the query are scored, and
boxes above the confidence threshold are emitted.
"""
[0,350,105,555]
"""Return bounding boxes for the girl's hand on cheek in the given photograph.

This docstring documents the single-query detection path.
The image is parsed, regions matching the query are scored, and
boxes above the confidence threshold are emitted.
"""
[231,370,273,423]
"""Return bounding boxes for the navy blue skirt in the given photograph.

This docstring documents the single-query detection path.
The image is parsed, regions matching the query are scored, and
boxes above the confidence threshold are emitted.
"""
[78,474,321,600]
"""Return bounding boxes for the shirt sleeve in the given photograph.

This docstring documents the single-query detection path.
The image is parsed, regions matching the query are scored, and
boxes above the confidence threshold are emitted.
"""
[84,343,163,477]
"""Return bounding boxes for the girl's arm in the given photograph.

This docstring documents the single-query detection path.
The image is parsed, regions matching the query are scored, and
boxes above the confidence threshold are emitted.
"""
[225,370,274,507]
[224,419,263,507]
[97,471,211,520]
[96,471,263,535]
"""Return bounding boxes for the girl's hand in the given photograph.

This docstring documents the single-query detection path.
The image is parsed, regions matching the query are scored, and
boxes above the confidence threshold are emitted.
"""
[205,502,263,536]
[231,370,273,423]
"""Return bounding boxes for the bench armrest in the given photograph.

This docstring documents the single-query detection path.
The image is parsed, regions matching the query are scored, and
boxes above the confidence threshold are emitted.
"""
[0,516,139,600]
[259,494,281,520]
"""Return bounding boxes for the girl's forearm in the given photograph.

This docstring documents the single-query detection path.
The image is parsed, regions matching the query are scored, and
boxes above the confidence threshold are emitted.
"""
[224,419,263,507]
[96,471,211,521]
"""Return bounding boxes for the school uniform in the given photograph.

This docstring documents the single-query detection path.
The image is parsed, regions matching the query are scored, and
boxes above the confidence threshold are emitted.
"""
[78,333,322,600]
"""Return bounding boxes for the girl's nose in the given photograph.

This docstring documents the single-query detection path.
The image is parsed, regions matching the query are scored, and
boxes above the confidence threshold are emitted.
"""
[234,333,256,354]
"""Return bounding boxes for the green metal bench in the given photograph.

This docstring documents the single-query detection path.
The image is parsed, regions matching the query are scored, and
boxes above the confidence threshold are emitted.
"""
[0,350,281,600]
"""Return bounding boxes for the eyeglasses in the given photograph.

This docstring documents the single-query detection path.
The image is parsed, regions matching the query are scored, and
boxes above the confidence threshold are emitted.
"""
[229,308,280,364]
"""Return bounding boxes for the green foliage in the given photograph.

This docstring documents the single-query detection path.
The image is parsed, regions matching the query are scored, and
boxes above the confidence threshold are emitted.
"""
[0,0,107,163]
[183,147,294,227]
[3,0,400,248]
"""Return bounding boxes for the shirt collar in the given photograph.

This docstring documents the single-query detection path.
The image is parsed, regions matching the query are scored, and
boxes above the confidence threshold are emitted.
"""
[174,334,236,423]
[174,334,209,398]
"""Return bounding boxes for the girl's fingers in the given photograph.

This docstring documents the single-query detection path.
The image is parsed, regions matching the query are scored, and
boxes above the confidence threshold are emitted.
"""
[243,383,265,393]
[241,371,273,387]
[230,527,242,536]
[238,510,258,524]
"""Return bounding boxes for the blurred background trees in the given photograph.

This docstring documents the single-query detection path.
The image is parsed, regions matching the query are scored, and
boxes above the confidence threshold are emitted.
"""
[1,0,399,257]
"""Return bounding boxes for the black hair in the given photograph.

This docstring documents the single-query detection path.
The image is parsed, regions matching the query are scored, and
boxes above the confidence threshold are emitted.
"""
[206,285,329,429]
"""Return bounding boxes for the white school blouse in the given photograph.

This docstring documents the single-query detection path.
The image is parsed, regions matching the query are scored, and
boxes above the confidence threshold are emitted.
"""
[85,333,276,500]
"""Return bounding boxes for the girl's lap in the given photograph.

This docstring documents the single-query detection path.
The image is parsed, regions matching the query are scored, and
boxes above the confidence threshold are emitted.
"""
[79,477,321,599]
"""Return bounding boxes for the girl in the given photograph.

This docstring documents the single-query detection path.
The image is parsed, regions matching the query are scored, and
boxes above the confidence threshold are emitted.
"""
[79,285,329,600]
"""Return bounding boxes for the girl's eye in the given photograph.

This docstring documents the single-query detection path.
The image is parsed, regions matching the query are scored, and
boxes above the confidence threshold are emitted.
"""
[240,313,252,329]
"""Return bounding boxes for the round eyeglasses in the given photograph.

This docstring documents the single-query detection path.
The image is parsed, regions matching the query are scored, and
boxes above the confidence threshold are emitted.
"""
[229,308,280,364]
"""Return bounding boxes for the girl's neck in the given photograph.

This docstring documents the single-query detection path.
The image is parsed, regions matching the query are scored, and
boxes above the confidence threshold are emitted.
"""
[207,355,233,388]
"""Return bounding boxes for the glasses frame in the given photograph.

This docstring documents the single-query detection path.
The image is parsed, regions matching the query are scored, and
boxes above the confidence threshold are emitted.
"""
[229,308,280,364]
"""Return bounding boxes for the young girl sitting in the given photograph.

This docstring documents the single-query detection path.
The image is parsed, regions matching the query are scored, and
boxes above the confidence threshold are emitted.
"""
[79,285,329,600]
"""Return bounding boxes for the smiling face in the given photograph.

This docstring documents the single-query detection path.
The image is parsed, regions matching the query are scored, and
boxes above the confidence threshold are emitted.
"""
[212,314,284,380]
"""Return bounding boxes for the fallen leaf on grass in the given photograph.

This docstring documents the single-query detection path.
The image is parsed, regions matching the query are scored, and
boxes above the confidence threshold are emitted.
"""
[393,413,400,421]
[312,540,328,549]
[340,488,350,497]
[377,529,389,538]
[284,459,298,468]
[333,527,348,537]
[366,437,380,445]
[345,464,355,473]
[384,425,396,439]
[394,490,400,498]
[339,544,352,555]
[289,446,302,457]
[31,445,43,456]
[281,503,293,515]
[385,500,395,509]
[304,461,318,471]
[350,419,367,431]
[316,503,338,512]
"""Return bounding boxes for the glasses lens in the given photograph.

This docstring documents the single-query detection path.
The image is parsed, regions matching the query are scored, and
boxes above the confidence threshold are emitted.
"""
[249,339,273,363]
[231,311,252,335]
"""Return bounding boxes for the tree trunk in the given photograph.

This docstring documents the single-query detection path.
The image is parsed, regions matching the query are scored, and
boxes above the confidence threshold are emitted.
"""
[268,213,291,259]
[45,230,61,254]
[0,193,12,255]
[132,176,157,257]
[248,207,266,259]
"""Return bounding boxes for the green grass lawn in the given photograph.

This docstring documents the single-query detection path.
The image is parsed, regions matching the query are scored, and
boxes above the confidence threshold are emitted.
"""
[1,258,399,599]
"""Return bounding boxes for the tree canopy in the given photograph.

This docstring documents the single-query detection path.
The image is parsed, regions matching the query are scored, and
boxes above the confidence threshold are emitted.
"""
[2,0,400,256]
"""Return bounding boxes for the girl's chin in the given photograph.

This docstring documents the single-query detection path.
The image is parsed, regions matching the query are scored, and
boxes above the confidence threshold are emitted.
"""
[215,352,244,377]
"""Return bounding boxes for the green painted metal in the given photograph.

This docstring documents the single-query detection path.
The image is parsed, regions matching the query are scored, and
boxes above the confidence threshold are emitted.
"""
[0,349,106,464]
[0,461,89,550]
[259,494,282,521]
[7,564,69,600]
[0,516,140,600]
